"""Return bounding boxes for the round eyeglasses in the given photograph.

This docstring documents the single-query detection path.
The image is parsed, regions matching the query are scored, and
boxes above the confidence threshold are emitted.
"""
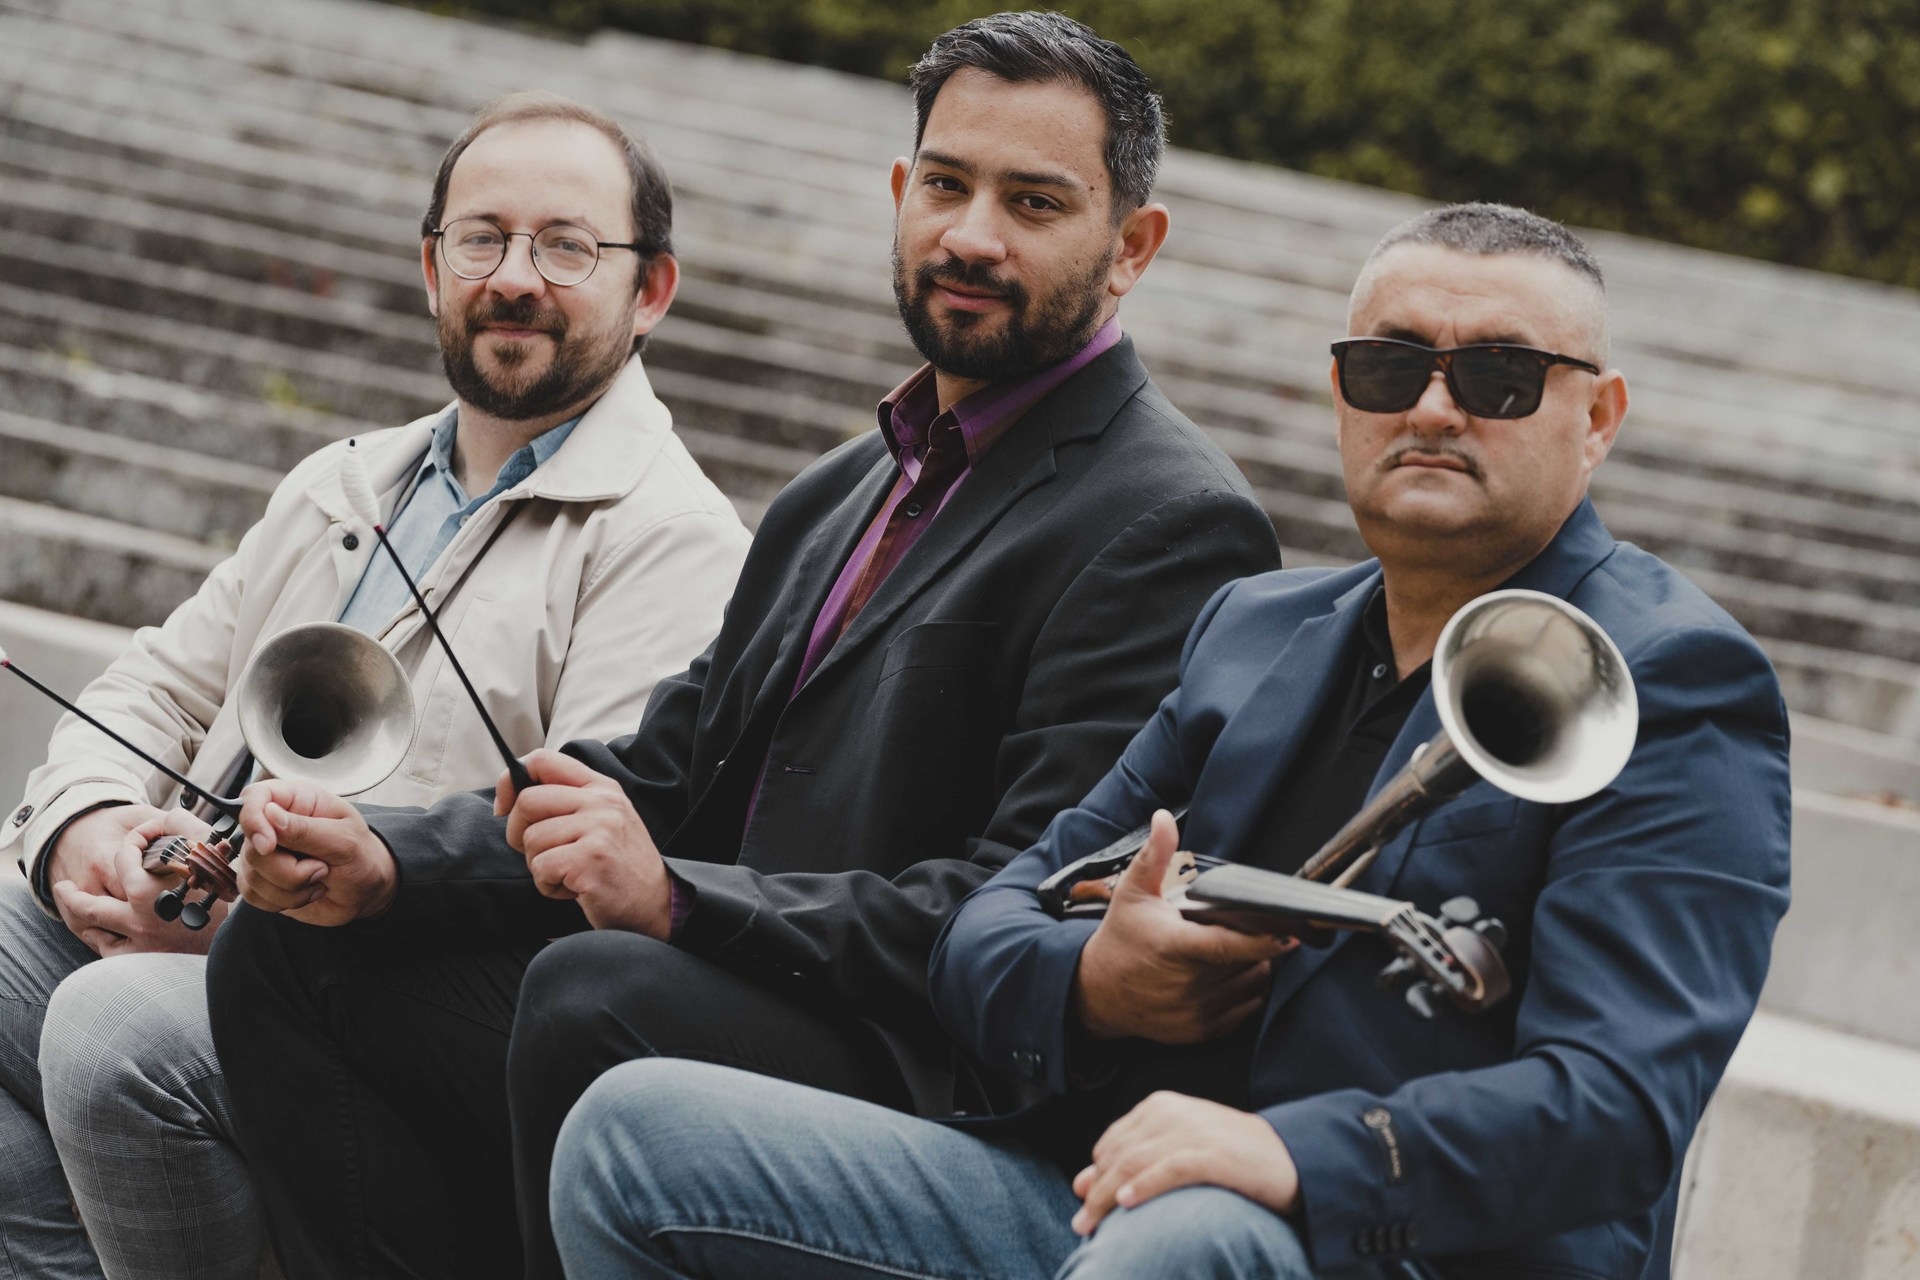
[431,218,645,287]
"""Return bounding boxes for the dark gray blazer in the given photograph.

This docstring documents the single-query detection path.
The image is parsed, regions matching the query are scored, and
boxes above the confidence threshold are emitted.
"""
[364,337,1283,1111]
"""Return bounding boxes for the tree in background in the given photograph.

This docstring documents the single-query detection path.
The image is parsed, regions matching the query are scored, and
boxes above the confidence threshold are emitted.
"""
[430,0,1919,290]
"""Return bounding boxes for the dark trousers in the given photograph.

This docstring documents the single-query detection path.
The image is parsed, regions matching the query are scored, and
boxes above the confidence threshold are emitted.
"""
[205,906,910,1280]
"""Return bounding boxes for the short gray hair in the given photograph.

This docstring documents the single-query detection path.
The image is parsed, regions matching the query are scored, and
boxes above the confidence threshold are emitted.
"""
[1359,202,1610,363]
[1367,202,1605,289]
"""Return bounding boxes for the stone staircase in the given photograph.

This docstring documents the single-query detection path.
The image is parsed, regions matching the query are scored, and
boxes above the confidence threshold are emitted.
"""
[1,0,1918,1272]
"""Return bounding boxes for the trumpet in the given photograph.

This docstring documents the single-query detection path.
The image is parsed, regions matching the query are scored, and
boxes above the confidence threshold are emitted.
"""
[1037,589,1638,1018]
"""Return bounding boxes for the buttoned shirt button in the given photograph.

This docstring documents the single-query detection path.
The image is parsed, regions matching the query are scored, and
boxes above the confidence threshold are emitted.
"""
[342,532,360,551]
[11,804,31,827]
[904,500,924,518]
[1012,1049,1042,1077]
[1371,663,1388,680]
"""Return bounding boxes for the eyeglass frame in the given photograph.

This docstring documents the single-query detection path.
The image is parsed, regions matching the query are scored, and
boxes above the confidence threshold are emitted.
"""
[1329,336,1601,420]
[429,217,651,287]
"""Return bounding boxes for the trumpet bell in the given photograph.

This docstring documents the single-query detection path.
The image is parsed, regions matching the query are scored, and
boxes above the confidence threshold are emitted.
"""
[1433,590,1637,805]
[233,622,415,796]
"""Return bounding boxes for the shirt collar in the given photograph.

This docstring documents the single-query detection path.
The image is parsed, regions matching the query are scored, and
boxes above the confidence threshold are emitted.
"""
[875,316,1124,470]
[427,408,584,505]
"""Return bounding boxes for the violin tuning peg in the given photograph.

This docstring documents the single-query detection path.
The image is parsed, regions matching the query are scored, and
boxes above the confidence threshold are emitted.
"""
[1404,982,1441,1021]
[154,887,185,922]
[1474,917,1508,950]
[1438,896,1482,927]
[180,892,217,931]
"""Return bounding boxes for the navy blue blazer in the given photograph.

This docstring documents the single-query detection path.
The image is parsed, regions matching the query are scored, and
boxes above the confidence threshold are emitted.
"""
[929,500,1791,1279]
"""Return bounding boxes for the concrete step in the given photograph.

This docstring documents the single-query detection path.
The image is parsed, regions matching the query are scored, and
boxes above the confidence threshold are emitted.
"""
[0,599,134,812]
[0,493,221,627]
[1767,638,1920,743]
[0,343,353,472]
[1793,716,1920,805]
[0,409,278,546]
[1675,1012,1920,1280]
[1761,791,1920,1049]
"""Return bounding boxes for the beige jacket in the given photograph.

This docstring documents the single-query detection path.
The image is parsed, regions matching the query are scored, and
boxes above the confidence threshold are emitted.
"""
[5,358,750,896]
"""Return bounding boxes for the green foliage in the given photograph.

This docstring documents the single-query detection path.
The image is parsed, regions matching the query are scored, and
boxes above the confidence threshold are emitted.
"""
[422,0,1920,289]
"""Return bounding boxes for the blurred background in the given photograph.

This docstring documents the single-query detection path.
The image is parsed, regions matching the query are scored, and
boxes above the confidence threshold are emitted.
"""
[0,0,1916,1273]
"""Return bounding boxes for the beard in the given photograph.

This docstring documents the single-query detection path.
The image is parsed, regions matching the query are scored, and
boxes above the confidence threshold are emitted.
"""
[438,293,631,422]
[893,242,1111,383]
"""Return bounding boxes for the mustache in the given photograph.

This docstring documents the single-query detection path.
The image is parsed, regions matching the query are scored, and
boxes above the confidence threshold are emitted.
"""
[464,296,565,335]
[915,257,1026,307]
[1380,441,1483,477]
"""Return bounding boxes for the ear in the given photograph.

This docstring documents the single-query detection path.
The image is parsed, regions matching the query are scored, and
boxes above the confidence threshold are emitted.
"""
[1106,202,1171,299]
[890,156,911,214]
[1583,369,1629,472]
[630,252,681,342]
[420,238,441,318]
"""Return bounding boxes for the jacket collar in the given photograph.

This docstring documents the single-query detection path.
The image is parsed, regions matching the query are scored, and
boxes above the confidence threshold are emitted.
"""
[302,357,671,521]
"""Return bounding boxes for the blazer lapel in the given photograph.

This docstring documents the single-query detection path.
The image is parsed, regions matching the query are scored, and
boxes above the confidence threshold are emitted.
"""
[737,447,897,726]
[798,340,1151,692]
[1181,574,1378,859]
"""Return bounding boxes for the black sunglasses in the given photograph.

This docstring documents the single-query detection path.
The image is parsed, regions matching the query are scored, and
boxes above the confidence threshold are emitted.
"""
[1331,337,1600,420]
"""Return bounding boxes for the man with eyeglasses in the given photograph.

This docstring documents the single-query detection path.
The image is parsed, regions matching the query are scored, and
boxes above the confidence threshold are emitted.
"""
[544,203,1790,1280]
[1,91,748,1280]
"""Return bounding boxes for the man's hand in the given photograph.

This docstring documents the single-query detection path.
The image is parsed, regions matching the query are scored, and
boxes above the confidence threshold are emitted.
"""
[496,749,670,938]
[45,803,178,897]
[50,809,220,955]
[1071,1092,1300,1236]
[236,780,396,926]
[1071,810,1294,1043]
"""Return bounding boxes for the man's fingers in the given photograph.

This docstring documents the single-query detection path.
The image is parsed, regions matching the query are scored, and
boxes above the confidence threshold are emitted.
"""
[82,928,129,957]
[1171,920,1294,967]
[504,785,592,853]
[52,881,140,939]
[1114,809,1181,904]
[521,748,600,787]
[1114,1152,1209,1212]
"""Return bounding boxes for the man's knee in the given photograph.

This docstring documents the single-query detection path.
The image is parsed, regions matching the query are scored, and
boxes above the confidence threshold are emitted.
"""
[41,954,215,1129]
[1061,1186,1314,1280]
[552,1058,765,1236]
[511,932,684,1082]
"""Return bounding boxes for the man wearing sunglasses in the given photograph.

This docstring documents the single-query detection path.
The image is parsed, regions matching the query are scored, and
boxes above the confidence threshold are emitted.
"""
[546,203,1791,1280]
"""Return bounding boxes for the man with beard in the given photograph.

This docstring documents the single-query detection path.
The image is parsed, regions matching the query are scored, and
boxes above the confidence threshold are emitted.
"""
[201,12,1282,1280]
[1,92,748,1280]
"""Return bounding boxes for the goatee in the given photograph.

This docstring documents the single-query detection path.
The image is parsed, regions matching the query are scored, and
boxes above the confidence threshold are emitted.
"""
[893,245,1109,383]
[439,295,629,421]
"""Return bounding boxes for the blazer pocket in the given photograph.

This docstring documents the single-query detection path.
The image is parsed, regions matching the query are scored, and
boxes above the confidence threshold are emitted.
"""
[879,620,999,679]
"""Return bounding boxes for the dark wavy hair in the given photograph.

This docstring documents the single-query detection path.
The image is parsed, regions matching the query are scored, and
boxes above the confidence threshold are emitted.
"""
[910,11,1166,218]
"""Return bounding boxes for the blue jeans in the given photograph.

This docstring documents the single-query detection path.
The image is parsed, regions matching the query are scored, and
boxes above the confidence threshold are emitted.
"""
[552,1058,1396,1280]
